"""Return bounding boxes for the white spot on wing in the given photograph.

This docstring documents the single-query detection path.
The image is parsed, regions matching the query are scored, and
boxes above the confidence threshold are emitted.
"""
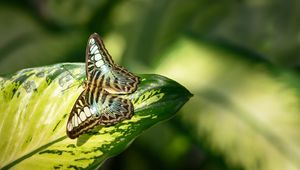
[91,45,98,54]
[95,60,104,67]
[80,111,87,121]
[78,100,83,106]
[89,38,95,45]
[90,106,98,116]
[100,65,110,73]
[84,107,92,117]
[74,115,78,127]
[72,116,75,127]
[78,117,82,124]
[67,123,73,131]
[95,54,102,61]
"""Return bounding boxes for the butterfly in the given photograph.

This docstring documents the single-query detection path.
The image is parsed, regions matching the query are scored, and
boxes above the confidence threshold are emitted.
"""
[66,33,139,139]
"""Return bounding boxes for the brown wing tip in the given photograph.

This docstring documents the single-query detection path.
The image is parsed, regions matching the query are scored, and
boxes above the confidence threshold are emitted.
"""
[89,32,103,41]
[91,32,99,37]
[66,127,90,139]
[66,131,77,139]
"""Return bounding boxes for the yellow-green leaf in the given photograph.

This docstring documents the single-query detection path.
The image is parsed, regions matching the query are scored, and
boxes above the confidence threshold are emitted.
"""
[0,63,191,169]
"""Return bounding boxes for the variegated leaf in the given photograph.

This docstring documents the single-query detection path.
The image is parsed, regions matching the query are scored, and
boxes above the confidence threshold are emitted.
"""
[0,63,191,169]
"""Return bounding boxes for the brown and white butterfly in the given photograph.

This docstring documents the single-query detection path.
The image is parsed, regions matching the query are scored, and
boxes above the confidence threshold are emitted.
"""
[66,33,139,139]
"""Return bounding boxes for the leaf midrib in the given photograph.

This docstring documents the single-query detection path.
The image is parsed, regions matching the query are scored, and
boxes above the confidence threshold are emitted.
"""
[2,136,67,170]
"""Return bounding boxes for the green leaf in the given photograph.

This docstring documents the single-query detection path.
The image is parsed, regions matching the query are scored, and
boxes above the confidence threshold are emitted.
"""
[0,63,191,169]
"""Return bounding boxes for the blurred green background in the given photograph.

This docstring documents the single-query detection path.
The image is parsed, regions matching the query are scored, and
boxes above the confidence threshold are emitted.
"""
[1,0,300,170]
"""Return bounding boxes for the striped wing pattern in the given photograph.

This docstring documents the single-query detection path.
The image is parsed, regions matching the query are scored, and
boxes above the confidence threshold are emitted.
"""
[86,33,139,94]
[66,88,133,139]
[66,33,139,139]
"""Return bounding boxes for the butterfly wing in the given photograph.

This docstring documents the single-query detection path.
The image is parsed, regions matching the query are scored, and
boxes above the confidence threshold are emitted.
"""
[96,91,133,126]
[66,33,139,139]
[66,90,95,139]
[66,88,133,139]
[86,33,139,94]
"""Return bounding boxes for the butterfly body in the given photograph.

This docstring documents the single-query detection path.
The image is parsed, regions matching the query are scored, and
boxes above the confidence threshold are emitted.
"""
[66,33,139,139]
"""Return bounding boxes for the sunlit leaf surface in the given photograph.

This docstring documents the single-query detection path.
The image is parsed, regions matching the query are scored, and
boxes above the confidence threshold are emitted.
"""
[0,63,191,169]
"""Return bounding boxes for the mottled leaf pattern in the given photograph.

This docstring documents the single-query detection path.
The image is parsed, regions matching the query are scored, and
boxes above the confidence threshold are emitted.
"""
[0,63,191,169]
